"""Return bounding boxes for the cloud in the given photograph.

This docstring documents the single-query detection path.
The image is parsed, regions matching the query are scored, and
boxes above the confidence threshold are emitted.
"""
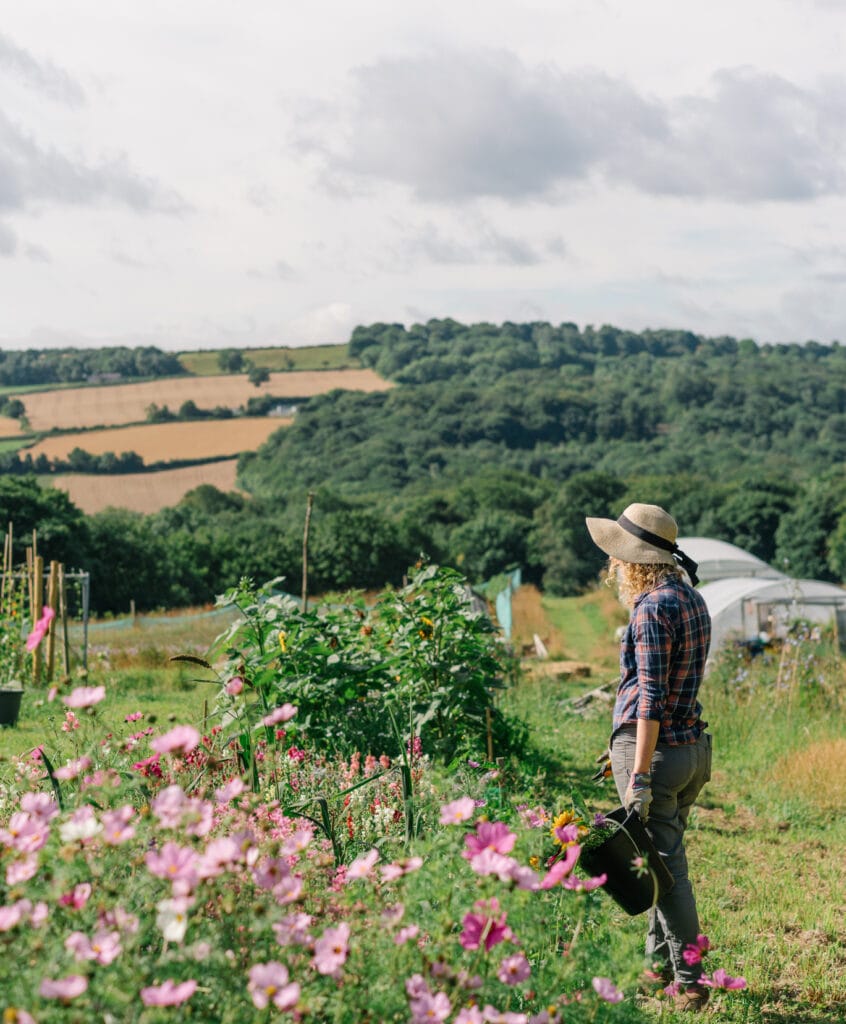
[0,220,16,256]
[286,302,355,344]
[0,33,85,106]
[247,259,297,281]
[400,221,543,266]
[297,51,846,204]
[0,111,186,214]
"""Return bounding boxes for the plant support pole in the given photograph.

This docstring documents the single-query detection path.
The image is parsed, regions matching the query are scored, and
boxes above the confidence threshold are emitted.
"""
[302,491,314,613]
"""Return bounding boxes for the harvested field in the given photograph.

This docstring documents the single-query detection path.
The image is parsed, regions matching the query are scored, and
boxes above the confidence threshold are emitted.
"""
[20,368,391,431]
[29,418,290,463]
[49,459,241,514]
[0,416,23,437]
[178,344,353,375]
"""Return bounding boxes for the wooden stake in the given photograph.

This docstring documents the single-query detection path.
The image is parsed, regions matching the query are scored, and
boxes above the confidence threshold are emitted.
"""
[45,561,59,682]
[59,564,70,677]
[301,491,314,613]
[32,555,44,686]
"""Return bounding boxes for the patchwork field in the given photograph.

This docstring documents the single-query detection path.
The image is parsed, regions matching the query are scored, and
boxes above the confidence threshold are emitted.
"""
[178,343,353,375]
[29,417,290,463]
[20,368,391,431]
[49,458,241,514]
[0,415,23,437]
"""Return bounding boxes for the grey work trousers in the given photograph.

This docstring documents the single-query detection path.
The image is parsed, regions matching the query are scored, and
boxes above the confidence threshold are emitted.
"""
[610,728,712,984]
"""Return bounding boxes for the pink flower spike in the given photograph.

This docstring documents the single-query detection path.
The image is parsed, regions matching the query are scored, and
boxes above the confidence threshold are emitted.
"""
[262,703,297,726]
[39,974,88,1000]
[26,606,55,652]
[140,979,198,1006]
[62,685,106,708]
[151,724,201,755]
[439,796,476,825]
[592,977,624,1003]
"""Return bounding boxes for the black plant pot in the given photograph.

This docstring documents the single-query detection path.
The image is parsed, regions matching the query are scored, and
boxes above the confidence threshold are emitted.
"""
[0,689,23,728]
[580,806,675,916]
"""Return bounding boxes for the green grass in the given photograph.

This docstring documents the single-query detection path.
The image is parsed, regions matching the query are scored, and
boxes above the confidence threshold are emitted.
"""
[0,435,34,453]
[541,587,627,670]
[177,343,356,375]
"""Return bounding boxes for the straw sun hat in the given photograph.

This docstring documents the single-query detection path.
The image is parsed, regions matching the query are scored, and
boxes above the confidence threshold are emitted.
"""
[585,502,700,584]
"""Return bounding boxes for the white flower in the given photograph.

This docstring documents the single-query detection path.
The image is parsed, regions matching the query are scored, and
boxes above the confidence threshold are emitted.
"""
[59,807,103,843]
[156,897,192,943]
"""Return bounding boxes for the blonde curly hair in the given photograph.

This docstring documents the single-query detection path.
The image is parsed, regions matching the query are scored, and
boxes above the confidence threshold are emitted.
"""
[605,557,681,609]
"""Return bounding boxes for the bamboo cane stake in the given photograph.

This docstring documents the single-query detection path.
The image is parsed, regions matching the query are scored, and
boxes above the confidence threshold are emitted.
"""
[45,560,59,682]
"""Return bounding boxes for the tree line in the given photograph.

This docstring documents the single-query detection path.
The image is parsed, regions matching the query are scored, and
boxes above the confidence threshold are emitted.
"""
[0,346,185,388]
[3,319,846,614]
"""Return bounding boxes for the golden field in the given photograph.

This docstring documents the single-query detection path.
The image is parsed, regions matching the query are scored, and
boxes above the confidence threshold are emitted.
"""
[0,415,23,437]
[21,368,391,431]
[49,459,241,515]
[29,418,291,463]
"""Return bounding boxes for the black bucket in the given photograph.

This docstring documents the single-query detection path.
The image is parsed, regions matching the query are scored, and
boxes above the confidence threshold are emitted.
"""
[0,689,23,728]
[580,807,675,916]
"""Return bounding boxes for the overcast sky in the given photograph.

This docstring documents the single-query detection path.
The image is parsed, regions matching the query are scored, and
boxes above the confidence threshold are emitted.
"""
[2,0,846,350]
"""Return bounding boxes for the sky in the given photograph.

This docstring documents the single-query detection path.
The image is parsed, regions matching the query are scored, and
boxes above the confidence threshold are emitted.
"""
[2,0,846,351]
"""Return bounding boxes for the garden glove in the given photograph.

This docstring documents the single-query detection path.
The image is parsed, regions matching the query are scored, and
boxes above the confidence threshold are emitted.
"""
[624,772,652,821]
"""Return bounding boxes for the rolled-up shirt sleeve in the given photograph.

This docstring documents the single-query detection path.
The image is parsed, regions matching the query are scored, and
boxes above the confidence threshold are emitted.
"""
[632,604,672,720]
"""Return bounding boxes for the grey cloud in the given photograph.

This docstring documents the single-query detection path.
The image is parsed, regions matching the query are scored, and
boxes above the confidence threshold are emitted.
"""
[298,51,846,203]
[0,111,187,214]
[248,259,297,281]
[0,221,16,255]
[0,33,85,106]
[403,222,542,265]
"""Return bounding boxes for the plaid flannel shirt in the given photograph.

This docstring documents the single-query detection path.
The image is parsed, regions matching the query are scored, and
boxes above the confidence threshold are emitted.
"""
[612,576,711,746]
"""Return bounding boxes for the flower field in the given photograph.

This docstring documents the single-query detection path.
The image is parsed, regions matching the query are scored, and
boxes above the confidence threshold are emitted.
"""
[0,570,843,1022]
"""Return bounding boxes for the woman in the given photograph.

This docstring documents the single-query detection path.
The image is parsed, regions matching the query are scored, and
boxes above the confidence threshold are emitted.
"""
[585,502,713,1013]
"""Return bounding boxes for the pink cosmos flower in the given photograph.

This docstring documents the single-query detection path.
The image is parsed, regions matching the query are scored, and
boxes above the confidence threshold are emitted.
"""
[379,855,424,881]
[482,1007,528,1023]
[455,1009,485,1024]
[30,900,49,927]
[274,874,304,905]
[59,806,102,844]
[395,924,420,945]
[152,785,188,828]
[145,842,199,894]
[683,933,712,965]
[3,1010,35,1024]
[58,883,92,910]
[252,856,291,890]
[539,844,581,888]
[225,675,244,695]
[313,921,351,975]
[464,821,516,859]
[101,805,136,845]
[54,756,93,781]
[7,855,39,885]
[65,928,122,965]
[700,968,747,990]
[197,836,242,879]
[346,848,379,881]
[273,912,313,947]
[554,823,581,845]
[440,796,476,825]
[140,979,198,1007]
[39,975,88,1000]
[215,777,246,803]
[498,953,531,985]
[62,685,106,708]
[592,977,624,1003]
[0,901,28,931]
[459,898,512,952]
[469,848,519,881]
[562,872,607,892]
[508,863,540,890]
[409,991,451,1023]
[406,974,430,999]
[248,962,300,1010]
[26,606,55,652]
[150,725,201,755]
[262,703,297,726]
[20,792,59,821]
[125,711,143,722]
[1,812,49,855]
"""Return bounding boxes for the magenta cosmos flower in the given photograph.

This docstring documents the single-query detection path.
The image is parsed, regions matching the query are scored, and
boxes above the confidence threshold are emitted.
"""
[140,979,198,1006]
[700,968,747,990]
[538,844,581,888]
[26,606,55,652]
[151,725,201,755]
[39,975,88,1000]
[498,952,531,985]
[440,797,476,825]
[459,898,512,952]
[62,685,106,709]
[248,962,300,1010]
